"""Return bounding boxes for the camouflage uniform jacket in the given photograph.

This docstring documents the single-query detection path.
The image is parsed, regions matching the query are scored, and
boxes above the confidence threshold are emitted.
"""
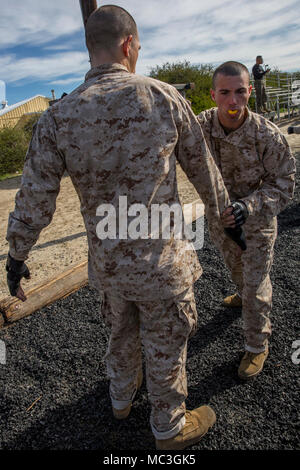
[197,107,296,223]
[7,64,230,301]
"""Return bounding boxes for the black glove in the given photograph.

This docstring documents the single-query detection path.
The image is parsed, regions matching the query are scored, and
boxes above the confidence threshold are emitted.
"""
[224,227,247,251]
[287,127,294,135]
[6,253,30,296]
[230,200,249,227]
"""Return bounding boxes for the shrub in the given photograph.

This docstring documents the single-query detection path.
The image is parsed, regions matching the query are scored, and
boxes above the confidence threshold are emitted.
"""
[149,60,215,114]
[0,127,30,176]
[0,113,42,176]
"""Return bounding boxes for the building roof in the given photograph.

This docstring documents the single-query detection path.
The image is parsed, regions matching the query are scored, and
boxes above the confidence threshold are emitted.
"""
[0,95,48,117]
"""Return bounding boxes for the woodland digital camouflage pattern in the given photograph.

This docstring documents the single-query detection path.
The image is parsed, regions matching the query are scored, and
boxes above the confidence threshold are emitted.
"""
[198,107,296,352]
[6,64,231,437]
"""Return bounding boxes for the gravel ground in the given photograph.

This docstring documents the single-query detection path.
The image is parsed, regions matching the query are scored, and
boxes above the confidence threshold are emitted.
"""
[0,156,299,454]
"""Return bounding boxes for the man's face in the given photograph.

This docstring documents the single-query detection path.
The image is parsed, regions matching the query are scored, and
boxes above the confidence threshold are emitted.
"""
[210,72,252,131]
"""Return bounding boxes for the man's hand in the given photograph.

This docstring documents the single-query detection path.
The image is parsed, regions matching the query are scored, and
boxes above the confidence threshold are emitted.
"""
[221,201,248,251]
[231,200,248,227]
[221,200,248,228]
[221,206,236,228]
[6,253,30,302]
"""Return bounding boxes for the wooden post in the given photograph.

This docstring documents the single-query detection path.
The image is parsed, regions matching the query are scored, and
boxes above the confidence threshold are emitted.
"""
[79,0,98,28]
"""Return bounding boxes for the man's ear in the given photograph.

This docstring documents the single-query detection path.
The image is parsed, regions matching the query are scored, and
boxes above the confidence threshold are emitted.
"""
[248,84,253,96]
[210,88,216,102]
[122,35,133,57]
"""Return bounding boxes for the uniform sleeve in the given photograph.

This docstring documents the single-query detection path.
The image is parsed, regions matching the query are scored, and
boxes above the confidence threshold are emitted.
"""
[6,110,66,261]
[175,101,231,230]
[241,133,296,218]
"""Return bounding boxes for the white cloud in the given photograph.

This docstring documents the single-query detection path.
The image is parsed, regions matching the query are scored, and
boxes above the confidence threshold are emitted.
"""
[0,52,89,83]
[49,77,85,86]
[0,0,83,47]
[0,0,299,91]
[134,0,300,74]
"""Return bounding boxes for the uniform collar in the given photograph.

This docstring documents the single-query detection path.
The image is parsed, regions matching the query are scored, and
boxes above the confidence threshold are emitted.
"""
[85,63,130,82]
[211,107,255,145]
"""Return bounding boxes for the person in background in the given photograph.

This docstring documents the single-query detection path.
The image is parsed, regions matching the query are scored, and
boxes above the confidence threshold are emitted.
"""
[252,55,271,113]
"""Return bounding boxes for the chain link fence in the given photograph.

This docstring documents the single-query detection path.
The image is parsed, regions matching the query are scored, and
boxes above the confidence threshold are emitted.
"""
[250,71,300,122]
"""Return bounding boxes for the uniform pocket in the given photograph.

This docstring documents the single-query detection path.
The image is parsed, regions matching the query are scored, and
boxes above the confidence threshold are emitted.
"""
[173,287,198,338]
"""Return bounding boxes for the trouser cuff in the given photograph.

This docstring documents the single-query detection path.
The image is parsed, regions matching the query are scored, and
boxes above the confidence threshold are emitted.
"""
[151,415,186,440]
[110,387,137,410]
[245,344,267,353]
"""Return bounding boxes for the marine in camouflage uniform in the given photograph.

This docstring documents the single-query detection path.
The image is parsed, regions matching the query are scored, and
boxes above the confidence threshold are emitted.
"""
[198,62,296,373]
[6,7,236,444]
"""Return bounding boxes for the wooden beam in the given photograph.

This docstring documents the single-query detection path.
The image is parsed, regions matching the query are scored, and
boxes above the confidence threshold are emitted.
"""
[0,261,88,326]
[79,0,98,28]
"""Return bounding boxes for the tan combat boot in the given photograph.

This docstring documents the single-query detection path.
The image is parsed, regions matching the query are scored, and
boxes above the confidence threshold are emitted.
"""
[238,348,269,380]
[112,369,143,419]
[155,406,216,450]
[222,293,242,308]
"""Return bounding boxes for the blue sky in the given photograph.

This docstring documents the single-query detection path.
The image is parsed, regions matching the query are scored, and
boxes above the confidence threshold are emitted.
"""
[1,0,300,106]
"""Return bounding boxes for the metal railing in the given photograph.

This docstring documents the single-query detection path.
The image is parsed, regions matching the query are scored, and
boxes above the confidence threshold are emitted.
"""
[250,71,300,121]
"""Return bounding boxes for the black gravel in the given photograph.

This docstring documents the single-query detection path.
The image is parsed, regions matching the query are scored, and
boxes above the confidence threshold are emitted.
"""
[0,155,299,454]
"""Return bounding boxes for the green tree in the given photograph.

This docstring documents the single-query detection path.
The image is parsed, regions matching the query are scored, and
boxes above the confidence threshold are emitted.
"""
[149,60,215,114]
[0,126,29,176]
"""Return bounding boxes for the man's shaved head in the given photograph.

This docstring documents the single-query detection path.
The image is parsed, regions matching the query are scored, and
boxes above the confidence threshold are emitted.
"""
[85,5,138,54]
[212,61,250,90]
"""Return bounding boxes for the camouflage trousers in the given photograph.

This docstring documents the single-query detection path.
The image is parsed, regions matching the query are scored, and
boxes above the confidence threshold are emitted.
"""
[210,216,277,353]
[100,285,197,439]
[254,79,268,112]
